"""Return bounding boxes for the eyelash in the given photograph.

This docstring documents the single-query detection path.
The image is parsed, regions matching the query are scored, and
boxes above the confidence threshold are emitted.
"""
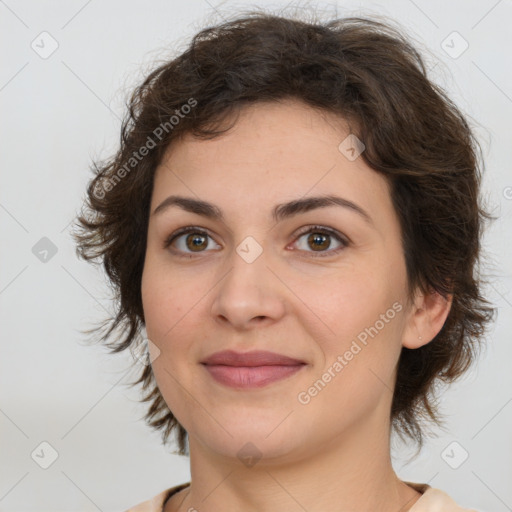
[163,225,350,259]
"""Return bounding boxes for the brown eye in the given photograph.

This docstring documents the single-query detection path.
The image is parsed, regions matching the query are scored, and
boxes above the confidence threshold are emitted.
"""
[184,233,208,252]
[164,227,220,256]
[306,232,331,251]
[293,226,349,257]
[164,225,349,259]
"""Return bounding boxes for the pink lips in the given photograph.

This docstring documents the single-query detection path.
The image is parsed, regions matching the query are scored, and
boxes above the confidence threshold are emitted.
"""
[201,350,306,389]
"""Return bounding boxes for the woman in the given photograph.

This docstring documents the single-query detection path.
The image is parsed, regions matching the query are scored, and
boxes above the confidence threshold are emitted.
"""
[74,10,494,512]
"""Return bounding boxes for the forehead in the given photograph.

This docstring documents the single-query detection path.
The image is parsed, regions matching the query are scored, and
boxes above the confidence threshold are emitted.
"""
[151,99,396,232]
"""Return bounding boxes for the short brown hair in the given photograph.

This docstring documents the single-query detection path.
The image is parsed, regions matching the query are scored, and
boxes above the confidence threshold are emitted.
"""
[73,10,496,455]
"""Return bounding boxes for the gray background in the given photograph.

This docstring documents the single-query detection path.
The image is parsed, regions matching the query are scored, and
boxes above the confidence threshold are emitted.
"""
[0,0,511,510]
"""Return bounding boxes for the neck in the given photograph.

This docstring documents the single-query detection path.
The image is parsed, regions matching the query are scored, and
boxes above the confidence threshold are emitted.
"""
[176,409,421,512]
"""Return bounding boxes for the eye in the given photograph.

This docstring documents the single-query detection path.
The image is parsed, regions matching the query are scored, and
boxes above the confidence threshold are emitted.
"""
[164,225,349,258]
[164,227,220,257]
[291,225,349,257]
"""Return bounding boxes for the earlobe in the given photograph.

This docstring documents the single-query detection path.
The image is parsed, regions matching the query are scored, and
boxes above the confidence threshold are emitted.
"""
[402,289,453,349]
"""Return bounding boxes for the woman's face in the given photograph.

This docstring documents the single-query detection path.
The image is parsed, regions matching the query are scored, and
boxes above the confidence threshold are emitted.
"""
[141,98,415,463]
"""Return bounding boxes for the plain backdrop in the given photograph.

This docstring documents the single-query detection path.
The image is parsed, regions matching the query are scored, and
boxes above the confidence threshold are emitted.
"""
[1,0,511,511]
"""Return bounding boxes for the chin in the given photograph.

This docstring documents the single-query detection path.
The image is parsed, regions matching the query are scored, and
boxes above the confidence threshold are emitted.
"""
[190,417,310,465]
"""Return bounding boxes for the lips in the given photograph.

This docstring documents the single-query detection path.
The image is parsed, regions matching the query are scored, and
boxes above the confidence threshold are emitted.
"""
[201,350,306,388]
[201,350,305,366]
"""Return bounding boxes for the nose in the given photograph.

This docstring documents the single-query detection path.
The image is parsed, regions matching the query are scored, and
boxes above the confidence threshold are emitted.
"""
[210,241,287,331]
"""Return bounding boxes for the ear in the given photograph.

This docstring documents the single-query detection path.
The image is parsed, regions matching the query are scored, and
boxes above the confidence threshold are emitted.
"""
[402,287,453,349]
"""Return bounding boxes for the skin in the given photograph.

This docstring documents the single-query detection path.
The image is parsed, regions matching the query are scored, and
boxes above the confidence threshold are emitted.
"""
[141,98,452,512]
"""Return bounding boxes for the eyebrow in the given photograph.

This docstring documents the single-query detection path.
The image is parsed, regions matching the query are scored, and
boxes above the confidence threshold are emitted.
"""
[152,194,374,226]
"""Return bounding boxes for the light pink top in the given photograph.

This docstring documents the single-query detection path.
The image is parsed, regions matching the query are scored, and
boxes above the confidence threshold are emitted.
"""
[124,481,480,511]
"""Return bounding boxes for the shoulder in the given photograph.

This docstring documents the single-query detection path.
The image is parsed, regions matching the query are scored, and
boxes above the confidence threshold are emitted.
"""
[408,482,480,512]
[123,483,191,512]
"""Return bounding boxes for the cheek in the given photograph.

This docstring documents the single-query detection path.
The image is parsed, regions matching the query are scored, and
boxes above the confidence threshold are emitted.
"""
[140,262,197,422]
[303,264,405,377]
[141,257,184,344]
[141,257,205,375]
[296,280,405,430]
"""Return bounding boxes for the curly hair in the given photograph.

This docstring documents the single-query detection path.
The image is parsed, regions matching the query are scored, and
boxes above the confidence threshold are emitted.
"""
[73,10,496,455]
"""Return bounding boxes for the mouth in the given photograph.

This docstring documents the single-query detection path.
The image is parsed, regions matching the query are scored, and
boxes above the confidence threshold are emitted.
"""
[200,350,307,389]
